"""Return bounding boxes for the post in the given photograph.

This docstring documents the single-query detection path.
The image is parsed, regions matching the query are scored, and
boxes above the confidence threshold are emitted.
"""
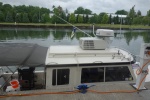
[93,23,95,35]
[133,43,150,90]
[120,15,122,34]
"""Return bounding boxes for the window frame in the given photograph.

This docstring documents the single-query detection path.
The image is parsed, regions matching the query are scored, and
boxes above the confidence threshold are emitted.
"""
[81,66,133,83]
[52,68,70,86]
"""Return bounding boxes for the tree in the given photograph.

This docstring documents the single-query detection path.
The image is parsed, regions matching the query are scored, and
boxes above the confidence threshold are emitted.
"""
[108,14,112,24]
[0,2,3,10]
[74,7,84,14]
[5,11,14,22]
[115,10,128,15]
[101,14,109,24]
[113,15,119,24]
[51,6,66,24]
[128,5,136,24]
[69,13,76,23]
[147,10,150,17]
[0,11,4,22]
[133,17,141,24]
[74,7,92,14]
[76,14,79,23]
[78,15,83,23]
[65,9,68,14]
[15,13,22,23]
[142,16,149,25]
[137,10,141,17]
[32,13,38,23]
[22,13,30,23]
[97,12,105,24]
[85,14,89,23]
[66,14,70,22]
[44,14,51,23]
[89,14,98,24]
[60,11,67,24]
[84,9,92,14]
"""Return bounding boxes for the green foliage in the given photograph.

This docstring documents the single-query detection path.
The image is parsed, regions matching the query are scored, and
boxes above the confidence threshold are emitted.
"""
[32,13,39,23]
[133,17,142,24]
[108,14,112,24]
[44,14,51,23]
[15,13,22,23]
[115,10,128,15]
[89,14,98,24]
[51,6,66,24]
[101,14,109,24]
[22,13,30,23]
[147,10,150,17]
[74,7,92,14]
[0,2,50,23]
[142,16,149,25]
[0,11,4,22]
[78,15,83,23]
[69,13,76,23]
[85,14,89,23]
[128,5,136,24]
[5,11,14,22]
[137,10,141,17]
[97,12,105,24]
[0,2,150,25]
[113,15,119,24]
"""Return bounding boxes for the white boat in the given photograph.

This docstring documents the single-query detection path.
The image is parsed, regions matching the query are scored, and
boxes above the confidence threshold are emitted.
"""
[0,29,150,100]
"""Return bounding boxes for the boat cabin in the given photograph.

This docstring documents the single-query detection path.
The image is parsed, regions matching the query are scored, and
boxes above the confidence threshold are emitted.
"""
[45,45,135,89]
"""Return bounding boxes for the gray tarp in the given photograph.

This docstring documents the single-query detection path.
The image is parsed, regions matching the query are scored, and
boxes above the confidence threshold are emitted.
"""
[0,43,48,67]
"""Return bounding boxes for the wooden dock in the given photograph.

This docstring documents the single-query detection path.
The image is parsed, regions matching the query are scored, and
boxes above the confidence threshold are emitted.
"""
[1,82,150,100]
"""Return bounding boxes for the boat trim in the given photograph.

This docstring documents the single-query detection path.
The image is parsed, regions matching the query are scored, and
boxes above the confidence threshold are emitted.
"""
[46,61,135,67]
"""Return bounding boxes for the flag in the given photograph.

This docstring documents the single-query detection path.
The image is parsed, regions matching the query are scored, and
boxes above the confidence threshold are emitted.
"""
[71,27,76,38]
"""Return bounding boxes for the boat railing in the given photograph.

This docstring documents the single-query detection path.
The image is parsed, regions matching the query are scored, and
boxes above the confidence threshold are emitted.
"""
[48,52,128,60]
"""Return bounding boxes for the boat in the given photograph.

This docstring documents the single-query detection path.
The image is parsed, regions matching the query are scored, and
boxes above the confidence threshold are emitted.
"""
[0,29,150,100]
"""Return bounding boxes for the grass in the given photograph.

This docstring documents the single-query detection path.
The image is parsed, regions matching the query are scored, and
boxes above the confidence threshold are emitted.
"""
[0,23,150,29]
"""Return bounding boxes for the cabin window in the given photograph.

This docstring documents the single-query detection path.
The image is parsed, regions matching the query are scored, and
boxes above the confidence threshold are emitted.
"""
[52,69,70,86]
[81,68,104,83]
[105,67,133,82]
[81,66,133,83]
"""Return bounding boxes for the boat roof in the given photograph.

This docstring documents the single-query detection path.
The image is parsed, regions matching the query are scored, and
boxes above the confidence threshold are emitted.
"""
[45,45,134,66]
[0,43,48,67]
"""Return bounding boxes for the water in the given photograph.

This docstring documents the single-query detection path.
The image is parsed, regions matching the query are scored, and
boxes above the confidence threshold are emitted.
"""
[0,27,150,63]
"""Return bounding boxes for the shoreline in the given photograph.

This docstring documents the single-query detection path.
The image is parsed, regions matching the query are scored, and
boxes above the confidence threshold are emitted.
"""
[0,23,150,30]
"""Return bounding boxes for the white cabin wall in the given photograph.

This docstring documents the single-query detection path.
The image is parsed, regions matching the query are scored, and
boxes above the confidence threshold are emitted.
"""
[46,64,135,89]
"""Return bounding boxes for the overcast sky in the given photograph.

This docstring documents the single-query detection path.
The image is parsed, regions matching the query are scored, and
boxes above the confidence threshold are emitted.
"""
[1,0,150,15]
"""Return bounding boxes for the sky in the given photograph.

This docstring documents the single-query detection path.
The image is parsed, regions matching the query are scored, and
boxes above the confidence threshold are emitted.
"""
[0,0,150,15]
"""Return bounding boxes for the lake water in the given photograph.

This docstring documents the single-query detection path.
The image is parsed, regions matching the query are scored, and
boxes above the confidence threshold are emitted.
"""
[0,27,150,62]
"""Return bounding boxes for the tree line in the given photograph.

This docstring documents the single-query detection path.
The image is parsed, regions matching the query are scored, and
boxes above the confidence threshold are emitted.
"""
[0,2,50,23]
[0,2,150,25]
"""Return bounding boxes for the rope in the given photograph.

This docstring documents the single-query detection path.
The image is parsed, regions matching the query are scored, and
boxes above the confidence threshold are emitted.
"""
[0,90,80,98]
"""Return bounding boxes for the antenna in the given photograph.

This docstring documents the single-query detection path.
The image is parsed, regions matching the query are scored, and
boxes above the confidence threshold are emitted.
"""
[52,12,92,37]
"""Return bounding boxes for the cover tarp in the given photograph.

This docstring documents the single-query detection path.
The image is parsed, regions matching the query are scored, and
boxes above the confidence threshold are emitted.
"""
[0,43,48,67]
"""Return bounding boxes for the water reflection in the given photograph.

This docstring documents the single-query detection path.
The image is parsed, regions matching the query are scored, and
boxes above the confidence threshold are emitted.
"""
[0,28,150,56]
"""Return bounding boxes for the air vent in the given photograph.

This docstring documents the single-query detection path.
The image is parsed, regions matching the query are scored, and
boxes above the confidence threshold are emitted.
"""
[83,40,94,49]
[79,37,108,50]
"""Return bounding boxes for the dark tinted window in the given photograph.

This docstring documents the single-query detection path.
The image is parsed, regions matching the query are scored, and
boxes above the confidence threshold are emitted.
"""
[52,69,70,85]
[105,67,133,82]
[81,68,104,83]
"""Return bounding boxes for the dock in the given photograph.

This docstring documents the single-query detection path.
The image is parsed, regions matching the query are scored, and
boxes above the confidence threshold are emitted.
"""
[1,82,150,100]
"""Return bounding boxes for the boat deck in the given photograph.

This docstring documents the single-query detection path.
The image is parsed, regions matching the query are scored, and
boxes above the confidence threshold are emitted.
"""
[2,82,150,100]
